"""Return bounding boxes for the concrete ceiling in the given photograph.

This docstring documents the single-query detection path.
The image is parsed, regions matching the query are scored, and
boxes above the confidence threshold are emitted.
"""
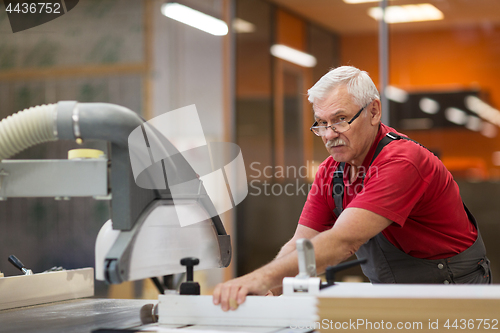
[267,0,500,34]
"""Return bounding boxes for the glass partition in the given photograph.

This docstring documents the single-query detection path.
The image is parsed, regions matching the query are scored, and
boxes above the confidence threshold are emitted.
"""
[234,0,340,275]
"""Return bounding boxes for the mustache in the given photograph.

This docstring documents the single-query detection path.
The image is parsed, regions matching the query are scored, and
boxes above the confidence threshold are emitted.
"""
[326,138,346,148]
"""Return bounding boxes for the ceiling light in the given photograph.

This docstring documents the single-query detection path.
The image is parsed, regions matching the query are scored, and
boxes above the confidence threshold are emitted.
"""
[233,18,255,33]
[368,4,444,24]
[270,44,317,68]
[419,97,440,114]
[385,86,408,103]
[465,95,500,126]
[161,2,228,36]
[445,107,468,125]
[465,115,483,132]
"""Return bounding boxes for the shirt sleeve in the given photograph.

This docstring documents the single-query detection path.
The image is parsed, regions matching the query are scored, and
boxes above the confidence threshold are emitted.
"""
[298,164,336,232]
[348,159,430,227]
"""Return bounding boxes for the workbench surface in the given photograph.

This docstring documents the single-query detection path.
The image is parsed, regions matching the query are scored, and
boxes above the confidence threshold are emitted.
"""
[0,298,155,333]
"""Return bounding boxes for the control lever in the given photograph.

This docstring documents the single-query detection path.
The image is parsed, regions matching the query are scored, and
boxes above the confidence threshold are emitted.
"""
[321,258,367,288]
[179,257,200,295]
[8,255,33,275]
[282,239,321,295]
[296,238,316,279]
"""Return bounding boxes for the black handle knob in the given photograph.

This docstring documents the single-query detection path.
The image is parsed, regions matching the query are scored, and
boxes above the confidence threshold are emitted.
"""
[323,258,368,287]
[8,255,25,271]
[179,257,200,295]
[180,257,199,282]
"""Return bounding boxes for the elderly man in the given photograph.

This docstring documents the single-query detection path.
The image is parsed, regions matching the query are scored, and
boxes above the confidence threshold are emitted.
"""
[213,66,491,311]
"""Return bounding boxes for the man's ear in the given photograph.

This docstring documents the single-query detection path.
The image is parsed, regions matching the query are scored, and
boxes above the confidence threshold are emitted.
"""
[369,99,382,125]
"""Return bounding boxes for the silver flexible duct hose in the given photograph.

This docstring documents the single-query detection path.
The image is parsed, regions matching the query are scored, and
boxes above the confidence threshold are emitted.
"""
[0,104,57,160]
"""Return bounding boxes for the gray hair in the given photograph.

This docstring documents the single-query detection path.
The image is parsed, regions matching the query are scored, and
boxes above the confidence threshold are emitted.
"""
[307,66,380,108]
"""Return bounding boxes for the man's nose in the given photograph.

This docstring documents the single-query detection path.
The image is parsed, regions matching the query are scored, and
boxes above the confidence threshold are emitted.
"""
[323,126,339,141]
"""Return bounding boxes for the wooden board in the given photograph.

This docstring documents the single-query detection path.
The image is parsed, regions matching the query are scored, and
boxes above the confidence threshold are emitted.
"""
[317,283,500,332]
[0,267,94,310]
[158,294,318,328]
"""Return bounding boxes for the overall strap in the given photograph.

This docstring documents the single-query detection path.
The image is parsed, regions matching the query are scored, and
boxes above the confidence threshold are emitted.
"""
[370,131,428,164]
[369,132,399,165]
[332,132,403,217]
[332,162,345,217]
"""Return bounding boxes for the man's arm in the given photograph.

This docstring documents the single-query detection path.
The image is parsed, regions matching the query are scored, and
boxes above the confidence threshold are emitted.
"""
[276,224,320,261]
[267,224,319,295]
[212,207,392,311]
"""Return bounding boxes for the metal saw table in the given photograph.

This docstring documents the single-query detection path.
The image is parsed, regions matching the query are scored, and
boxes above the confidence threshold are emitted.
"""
[0,298,305,333]
[0,298,154,333]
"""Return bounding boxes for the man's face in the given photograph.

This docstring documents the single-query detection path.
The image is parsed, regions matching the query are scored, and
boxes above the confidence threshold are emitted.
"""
[312,85,379,166]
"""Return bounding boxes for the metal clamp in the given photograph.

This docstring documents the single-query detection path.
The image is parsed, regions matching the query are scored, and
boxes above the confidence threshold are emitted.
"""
[282,238,321,295]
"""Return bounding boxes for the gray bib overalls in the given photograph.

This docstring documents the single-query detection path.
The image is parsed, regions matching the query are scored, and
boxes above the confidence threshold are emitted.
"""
[333,132,492,284]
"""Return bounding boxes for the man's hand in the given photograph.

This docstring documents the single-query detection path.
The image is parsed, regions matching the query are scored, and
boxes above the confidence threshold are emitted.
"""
[212,208,391,311]
[213,224,319,311]
[212,271,270,311]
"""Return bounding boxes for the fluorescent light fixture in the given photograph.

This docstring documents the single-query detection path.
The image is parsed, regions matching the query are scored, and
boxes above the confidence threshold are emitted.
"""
[465,95,500,126]
[161,2,228,36]
[445,107,468,125]
[270,44,317,68]
[419,97,440,114]
[233,18,255,33]
[385,86,408,103]
[368,4,444,24]
[465,115,483,132]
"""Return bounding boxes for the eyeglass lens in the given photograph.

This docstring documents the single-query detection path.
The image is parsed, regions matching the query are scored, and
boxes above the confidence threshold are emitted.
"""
[312,121,349,135]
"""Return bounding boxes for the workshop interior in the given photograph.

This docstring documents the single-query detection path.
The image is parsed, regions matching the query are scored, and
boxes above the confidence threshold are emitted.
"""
[1,0,500,331]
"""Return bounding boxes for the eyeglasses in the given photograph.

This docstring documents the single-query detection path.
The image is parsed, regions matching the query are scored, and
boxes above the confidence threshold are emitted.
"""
[310,103,370,137]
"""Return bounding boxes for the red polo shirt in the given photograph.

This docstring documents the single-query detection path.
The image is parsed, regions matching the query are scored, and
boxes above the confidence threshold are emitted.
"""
[299,123,477,259]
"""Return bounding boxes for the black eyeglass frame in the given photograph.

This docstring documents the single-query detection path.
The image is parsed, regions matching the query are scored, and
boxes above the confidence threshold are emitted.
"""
[309,102,371,136]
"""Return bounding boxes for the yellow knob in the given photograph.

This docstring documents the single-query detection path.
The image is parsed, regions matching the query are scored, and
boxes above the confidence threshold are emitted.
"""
[68,149,105,160]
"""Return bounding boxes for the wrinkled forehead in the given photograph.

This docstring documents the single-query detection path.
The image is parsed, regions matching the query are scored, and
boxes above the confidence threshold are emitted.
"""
[312,89,357,118]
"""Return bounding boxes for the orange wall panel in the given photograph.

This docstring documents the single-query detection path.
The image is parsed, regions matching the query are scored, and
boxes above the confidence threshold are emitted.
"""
[340,26,500,178]
[340,33,379,85]
[237,40,272,98]
[340,26,500,107]
[276,9,306,51]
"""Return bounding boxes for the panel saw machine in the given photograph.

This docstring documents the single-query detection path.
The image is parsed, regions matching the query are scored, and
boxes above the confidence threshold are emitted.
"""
[0,101,338,330]
[0,101,232,285]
